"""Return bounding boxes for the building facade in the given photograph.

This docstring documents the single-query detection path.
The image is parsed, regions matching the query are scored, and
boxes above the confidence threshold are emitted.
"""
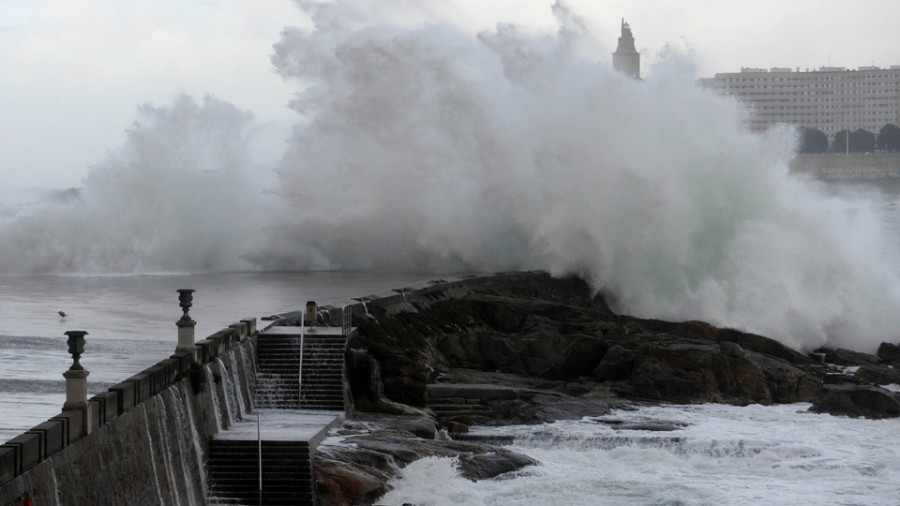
[613,19,640,80]
[700,66,900,137]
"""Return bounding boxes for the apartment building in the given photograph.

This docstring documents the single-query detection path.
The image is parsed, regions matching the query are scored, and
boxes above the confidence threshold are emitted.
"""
[700,66,900,137]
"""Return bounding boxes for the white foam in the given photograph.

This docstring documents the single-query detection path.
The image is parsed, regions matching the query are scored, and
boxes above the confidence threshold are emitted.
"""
[382,403,900,505]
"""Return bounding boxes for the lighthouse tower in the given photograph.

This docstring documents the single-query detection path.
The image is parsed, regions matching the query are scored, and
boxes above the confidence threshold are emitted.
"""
[612,19,640,79]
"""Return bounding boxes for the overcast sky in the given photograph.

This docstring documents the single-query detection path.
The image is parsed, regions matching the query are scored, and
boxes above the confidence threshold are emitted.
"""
[2,0,898,190]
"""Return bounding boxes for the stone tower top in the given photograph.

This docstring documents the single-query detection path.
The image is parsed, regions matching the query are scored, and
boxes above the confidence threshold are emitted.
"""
[613,18,640,79]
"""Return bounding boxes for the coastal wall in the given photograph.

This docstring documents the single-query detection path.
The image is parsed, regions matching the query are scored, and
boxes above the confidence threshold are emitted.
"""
[0,272,536,505]
[0,319,258,506]
[790,153,900,179]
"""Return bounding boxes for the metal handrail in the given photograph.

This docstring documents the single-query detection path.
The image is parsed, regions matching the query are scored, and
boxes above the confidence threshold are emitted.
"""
[298,312,305,410]
[257,410,262,506]
[342,305,351,336]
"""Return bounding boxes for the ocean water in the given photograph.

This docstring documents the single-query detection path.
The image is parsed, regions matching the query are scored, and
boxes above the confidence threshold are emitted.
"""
[378,403,900,505]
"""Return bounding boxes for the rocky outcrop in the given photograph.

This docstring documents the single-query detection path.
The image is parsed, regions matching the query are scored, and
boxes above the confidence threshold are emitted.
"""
[877,342,900,365]
[314,415,537,505]
[855,364,900,386]
[327,272,900,505]
[349,274,826,415]
[809,384,900,419]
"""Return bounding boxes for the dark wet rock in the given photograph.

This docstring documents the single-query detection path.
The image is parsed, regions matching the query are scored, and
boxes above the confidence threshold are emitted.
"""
[628,340,821,404]
[820,348,881,367]
[316,417,538,506]
[446,421,468,434]
[877,342,900,364]
[617,318,814,366]
[823,373,861,385]
[593,345,637,381]
[457,450,537,481]
[713,329,814,365]
[809,384,900,419]
[507,398,621,425]
[347,272,827,418]
[854,364,900,386]
[316,459,388,506]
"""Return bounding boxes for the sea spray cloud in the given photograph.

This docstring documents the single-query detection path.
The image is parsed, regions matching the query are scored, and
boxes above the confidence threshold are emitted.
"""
[1,1,897,353]
[0,95,265,274]
[251,0,900,351]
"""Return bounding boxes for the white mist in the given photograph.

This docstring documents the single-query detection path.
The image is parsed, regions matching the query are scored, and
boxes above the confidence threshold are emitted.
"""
[255,1,900,351]
[1,1,898,352]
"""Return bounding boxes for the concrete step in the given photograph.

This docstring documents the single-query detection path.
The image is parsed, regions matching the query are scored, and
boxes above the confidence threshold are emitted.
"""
[300,405,344,410]
[255,332,347,412]
[207,440,314,506]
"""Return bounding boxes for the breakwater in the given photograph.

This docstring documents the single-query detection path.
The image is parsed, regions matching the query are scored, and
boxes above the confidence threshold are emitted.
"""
[0,315,258,505]
[0,272,547,505]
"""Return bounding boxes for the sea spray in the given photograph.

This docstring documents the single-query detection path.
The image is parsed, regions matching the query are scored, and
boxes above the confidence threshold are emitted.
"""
[204,367,223,432]
[47,459,62,506]
[0,95,268,274]
[168,384,204,506]
[162,386,204,506]
[377,456,485,506]
[214,358,237,427]
[0,1,897,352]
[178,380,209,500]
[240,343,257,412]
[152,393,183,506]
[226,352,248,418]
[251,1,900,351]
[140,403,170,506]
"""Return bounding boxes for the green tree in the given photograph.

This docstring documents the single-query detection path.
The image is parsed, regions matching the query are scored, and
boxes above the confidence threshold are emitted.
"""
[851,129,876,153]
[797,127,828,153]
[833,129,876,153]
[877,124,900,151]
[833,130,850,153]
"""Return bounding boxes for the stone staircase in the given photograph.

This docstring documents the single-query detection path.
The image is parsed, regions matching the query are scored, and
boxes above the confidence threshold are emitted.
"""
[298,333,346,411]
[206,439,314,506]
[205,325,349,506]
[256,333,301,409]
[255,327,347,411]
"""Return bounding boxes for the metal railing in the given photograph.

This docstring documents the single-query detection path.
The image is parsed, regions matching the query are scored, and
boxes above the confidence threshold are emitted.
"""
[342,305,351,336]
[298,312,305,410]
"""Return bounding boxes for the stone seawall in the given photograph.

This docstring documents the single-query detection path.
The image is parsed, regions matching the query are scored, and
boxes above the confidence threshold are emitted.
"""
[790,153,900,179]
[0,319,258,506]
[0,272,546,505]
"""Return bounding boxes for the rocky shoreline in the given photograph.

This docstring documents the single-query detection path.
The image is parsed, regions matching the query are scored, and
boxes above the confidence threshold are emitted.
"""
[315,272,900,505]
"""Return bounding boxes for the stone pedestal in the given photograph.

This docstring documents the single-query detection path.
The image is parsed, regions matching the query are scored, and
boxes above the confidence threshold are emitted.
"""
[62,369,89,410]
[63,369,92,435]
[305,300,318,326]
[176,319,196,354]
[176,289,197,359]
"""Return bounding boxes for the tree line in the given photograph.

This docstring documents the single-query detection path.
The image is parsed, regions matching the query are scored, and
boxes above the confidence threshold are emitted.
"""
[797,124,900,154]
